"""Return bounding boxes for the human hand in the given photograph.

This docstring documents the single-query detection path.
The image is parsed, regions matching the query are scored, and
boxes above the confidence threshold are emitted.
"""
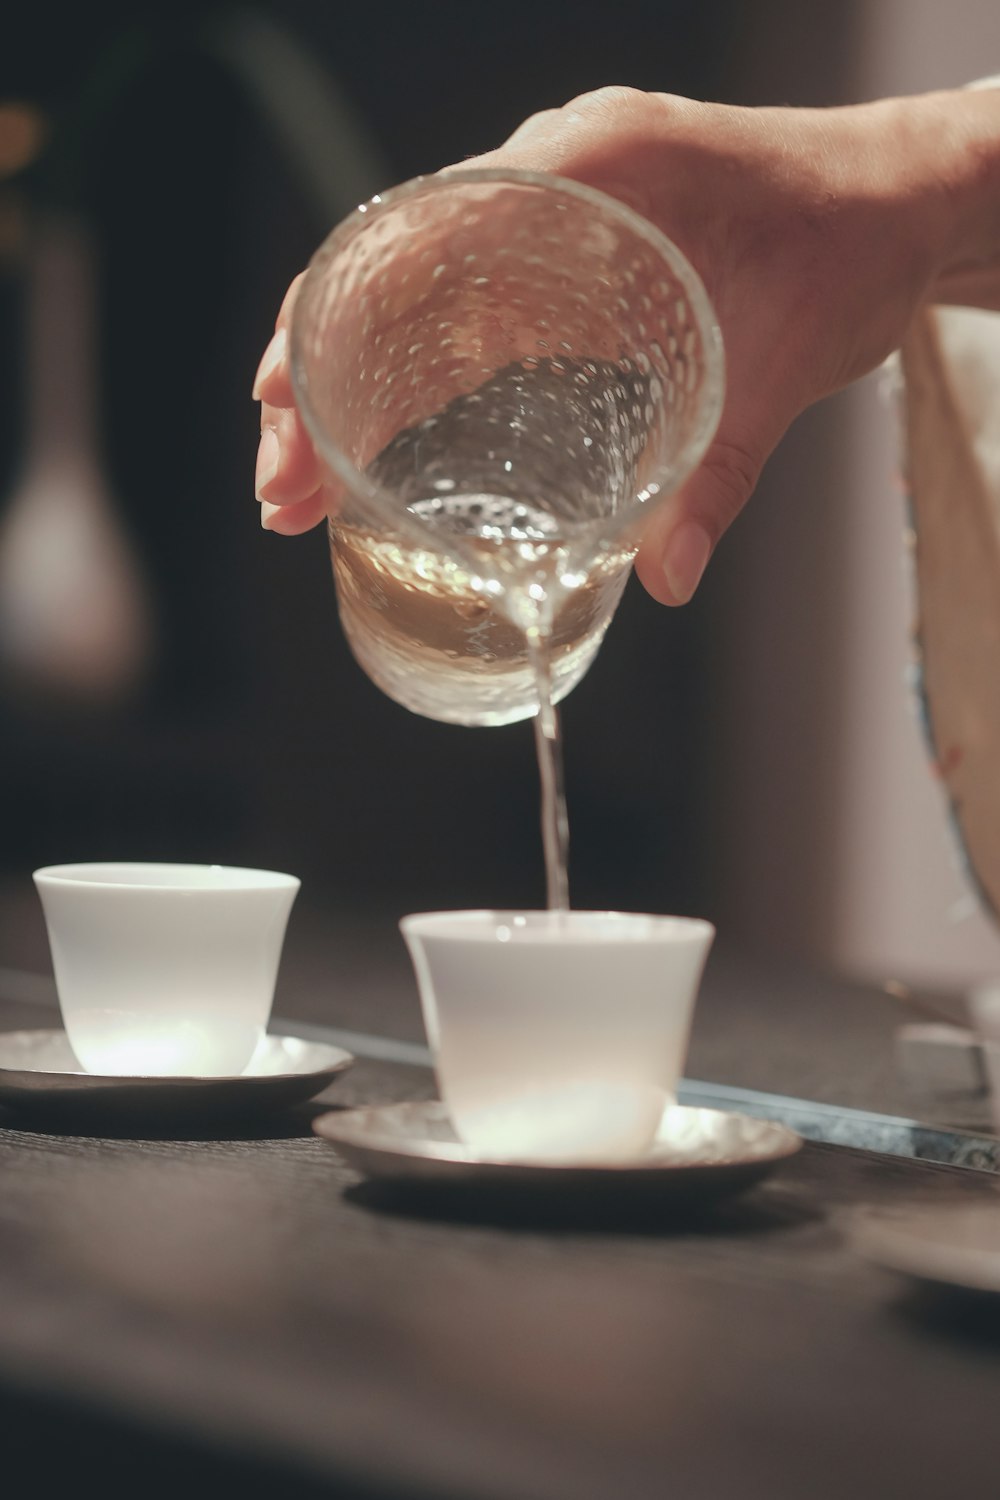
[253,85,1000,603]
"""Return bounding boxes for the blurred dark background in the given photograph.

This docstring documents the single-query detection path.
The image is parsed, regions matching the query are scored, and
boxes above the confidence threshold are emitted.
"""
[0,0,877,1010]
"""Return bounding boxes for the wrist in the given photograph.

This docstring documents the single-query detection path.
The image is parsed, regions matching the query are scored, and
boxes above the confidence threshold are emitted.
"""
[889,88,1000,291]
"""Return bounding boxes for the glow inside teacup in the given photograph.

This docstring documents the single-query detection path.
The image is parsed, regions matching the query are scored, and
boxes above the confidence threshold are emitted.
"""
[33,862,300,1077]
[401,909,714,1163]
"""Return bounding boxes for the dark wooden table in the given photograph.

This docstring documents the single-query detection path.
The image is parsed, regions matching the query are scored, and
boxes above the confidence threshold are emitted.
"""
[0,901,998,1500]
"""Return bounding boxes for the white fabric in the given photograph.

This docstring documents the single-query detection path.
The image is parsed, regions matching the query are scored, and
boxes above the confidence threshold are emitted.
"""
[933,307,1000,513]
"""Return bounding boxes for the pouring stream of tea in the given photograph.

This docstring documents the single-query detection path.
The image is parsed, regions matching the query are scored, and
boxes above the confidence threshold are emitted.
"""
[352,354,654,909]
[525,624,571,912]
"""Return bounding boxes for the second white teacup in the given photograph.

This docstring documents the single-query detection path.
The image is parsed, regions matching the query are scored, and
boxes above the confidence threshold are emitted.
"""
[401,909,715,1163]
[33,862,300,1077]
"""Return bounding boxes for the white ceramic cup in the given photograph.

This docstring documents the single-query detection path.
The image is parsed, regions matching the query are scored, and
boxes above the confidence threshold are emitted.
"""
[400,909,715,1163]
[33,862,300,1077]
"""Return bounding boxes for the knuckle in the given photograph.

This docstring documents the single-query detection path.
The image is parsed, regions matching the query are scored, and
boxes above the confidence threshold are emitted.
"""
[700,439,762,527]
[512,106,560,135]
[564,85,650,118]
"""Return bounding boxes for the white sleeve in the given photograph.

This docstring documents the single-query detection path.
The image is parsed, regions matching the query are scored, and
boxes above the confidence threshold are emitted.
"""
[899,300,1000,919]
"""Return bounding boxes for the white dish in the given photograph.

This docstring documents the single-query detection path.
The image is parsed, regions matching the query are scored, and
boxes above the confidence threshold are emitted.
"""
[0,1028,353,1121]
[850,1204,1000,1295]
[313,1100,802,1199]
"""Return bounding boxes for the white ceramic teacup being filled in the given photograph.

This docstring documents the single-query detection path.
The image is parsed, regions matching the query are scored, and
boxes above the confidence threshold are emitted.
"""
[401,909,715,1164]
[33,862,300,1078]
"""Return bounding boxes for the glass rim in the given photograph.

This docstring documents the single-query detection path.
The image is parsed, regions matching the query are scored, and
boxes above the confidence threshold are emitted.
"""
[290,167,725,559]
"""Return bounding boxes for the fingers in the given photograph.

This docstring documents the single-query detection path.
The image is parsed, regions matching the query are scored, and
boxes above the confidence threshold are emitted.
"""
[254,271,333,535]
[634,436,764,606]
[261,490,329,535]
[252,327,293,406]
[252,272,306,405]
[256,405,323,506]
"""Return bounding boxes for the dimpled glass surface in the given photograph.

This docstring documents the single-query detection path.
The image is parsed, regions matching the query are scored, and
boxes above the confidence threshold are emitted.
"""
[291,171,722,723]
[294,170,722,551]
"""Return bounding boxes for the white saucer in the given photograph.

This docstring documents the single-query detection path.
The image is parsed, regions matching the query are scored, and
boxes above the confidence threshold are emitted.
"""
[0,1028,354,1120]
[313,1100,802,1197]
[850,1203,1000,1295]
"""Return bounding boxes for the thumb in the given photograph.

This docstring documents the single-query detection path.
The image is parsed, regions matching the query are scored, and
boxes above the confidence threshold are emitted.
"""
[634,434,766,606]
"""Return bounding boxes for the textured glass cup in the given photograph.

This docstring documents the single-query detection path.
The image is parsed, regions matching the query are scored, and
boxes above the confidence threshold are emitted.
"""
[33,863,300,1077]
[401,909,715,1162]
[292,170,724,726]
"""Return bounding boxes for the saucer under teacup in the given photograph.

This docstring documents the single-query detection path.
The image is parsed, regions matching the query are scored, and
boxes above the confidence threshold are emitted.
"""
[313,1099,802,1201]
[0,1028,354,1124]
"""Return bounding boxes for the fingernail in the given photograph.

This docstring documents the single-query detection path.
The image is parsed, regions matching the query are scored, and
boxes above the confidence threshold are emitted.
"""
[260,500,280,531]
[662,521,711,604]
[252,327,287,400]
[255,427,280,499]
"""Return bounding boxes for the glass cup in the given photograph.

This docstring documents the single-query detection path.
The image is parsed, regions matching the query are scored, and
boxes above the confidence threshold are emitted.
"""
[291,169,724,726]
[33,862,300,1077]
[400,908,715,1162]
